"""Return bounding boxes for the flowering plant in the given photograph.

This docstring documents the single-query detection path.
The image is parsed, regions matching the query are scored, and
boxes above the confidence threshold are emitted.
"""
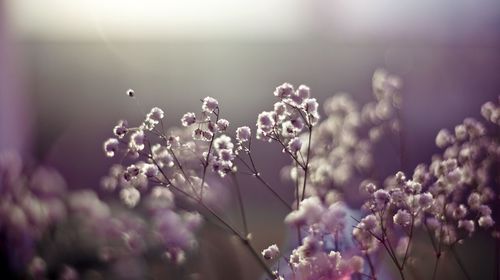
[100,69,499,279]
[1,70,498,280]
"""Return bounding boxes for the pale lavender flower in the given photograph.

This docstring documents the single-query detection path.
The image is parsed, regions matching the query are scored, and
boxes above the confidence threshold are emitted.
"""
[202,96,219,113]
[129,130,145,151]
[287,137,302,154]
[181,112,196,127]
[104,138,120,157]
[262,244,280,260]
[216,118,230,131]
[120,188,141,208]
[393,209,411,227]
[113,120,128,138]
[236,126,251,142]
[274,83,294,99]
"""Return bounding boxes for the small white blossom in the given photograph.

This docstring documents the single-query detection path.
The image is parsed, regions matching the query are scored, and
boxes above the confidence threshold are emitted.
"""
[257,111,276,132]
[216,119,230,131]
[213,135,234,151]
[142,164,159,177]
[274,101,287,117]
[304,98,319,115]
[113,120,128,138]
[287,137,302,154]
[147,107,165,121]
[129,130,145,151]
[192,128,213,141]
[435,129,454,148]
[374,189,390,206]
[458,219,475,234]
[181,112,197,127]
[218,149,234,162]
[418,192,433,209]
[236,126,251,142]
[104,138,120,157]
[478,215,494,228]
[120,188,140,208]
[262,244,280,260]
[296,85,311,99]
[393,209,412,227]
[273,83,294,99]
[202,96,219,113]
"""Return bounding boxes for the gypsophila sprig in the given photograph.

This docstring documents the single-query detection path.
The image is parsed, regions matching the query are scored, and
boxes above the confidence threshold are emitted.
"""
[98,72,500,280]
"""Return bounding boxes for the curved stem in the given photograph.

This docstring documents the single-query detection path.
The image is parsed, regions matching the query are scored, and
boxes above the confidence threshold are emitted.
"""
[200,108,220,200]
[365,253,377,280]
[450,246,472,280]
[431,252,441,280]
[300,124,312,201]
[231,173,249,236]
[236,154,292,210]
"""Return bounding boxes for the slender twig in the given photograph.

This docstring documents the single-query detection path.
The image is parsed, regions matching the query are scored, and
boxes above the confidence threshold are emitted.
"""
[300,123,313,201]
[295,161,302,244]
[200,108,220,200]
[365,253,377,280]
[450,246,472,280]
[231,173,249,236]
[431,253,441,280]
[401,215,415,268]
[149,154,276,279]
[236,154,292,210]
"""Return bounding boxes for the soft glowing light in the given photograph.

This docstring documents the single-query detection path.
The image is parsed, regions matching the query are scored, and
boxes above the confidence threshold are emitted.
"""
[8,0,305,40]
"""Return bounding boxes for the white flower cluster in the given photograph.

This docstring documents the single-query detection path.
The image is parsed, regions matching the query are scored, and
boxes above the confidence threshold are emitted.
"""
[103,106,165,159]
[285,197,347,236]
[285,235,364,280]
[480,99,500,125]
[103,95,231,201]
[211,134,236,177]
[283,70,402,198]
[98,75,499,280]
[256,83,318,155]
[181,96,226,142]
[354,172,433,252]
[0,153,68,267]
[262,244,280,260]
[354,99,499,259]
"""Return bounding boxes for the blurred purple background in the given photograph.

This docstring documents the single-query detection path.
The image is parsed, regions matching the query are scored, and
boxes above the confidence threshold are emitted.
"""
[1,0,500,279]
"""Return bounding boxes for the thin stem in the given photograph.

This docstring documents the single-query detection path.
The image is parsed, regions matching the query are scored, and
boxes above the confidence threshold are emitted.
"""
[295,162,302,244]
[365,253,377,280]
[300,124,313,201]
[401,215,415,268]
[236,154,292,210]
[169,148,192,185]
[231,173,249,236]
[450,246,472,280]
[200,108,219,200]
[431,252,441,280]
[254,174,292,211]
[376,210,405,279]
[150,159,275,279]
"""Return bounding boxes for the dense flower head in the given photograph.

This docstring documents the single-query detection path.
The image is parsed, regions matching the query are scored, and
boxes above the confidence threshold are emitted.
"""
[0,152,68,267]
[256,82,320,145]
[94,74,499,280]
[274,83,294,99]
[202,96,219,113]
[280,71,404,200]
[181,112,196,127]
[236,126,251,143]
[282,234,364,280]
[262,244,280,260]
